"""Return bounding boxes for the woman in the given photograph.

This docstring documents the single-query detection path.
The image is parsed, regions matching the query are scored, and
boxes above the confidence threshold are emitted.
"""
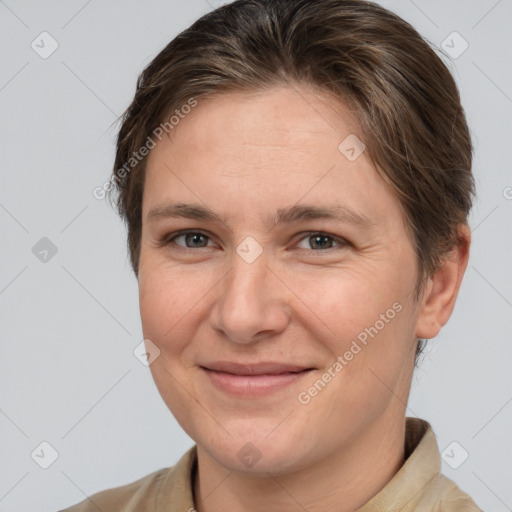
[62,0,481,510]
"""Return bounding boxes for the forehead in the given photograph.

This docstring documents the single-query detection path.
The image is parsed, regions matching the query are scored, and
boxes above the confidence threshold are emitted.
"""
[143,86,401,229]
[163,86,361,152]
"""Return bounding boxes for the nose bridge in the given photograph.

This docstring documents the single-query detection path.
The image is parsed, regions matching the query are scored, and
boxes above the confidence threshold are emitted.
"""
[210,244,287,344]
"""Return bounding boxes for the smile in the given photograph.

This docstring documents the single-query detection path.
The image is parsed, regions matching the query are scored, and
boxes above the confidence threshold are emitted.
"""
[201,367,314,397]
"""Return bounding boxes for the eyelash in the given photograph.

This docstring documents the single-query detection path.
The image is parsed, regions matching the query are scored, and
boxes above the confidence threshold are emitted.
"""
[161,229,350,253]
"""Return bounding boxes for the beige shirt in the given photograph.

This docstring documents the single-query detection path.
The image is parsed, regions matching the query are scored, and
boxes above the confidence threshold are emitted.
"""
[60,418,482,511]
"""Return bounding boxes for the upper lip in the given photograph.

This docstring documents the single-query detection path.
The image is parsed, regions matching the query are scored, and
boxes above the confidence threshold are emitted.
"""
[201,361,314,375]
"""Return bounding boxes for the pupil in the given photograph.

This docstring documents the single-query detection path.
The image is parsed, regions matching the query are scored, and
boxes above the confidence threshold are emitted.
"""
[313,235,330,249]
[187,233,205,247]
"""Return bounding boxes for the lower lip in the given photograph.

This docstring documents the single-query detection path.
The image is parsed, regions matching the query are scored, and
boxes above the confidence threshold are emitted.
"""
[202,368,313,397]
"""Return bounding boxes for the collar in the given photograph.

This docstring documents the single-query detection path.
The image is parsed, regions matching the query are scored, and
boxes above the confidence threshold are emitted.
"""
[159,417,440,511]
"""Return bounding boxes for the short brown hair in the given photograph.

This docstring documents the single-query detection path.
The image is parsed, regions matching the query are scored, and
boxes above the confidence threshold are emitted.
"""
[111,0,475,358]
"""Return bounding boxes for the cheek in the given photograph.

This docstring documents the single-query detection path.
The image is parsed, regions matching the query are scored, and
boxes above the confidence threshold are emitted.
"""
[299,268,397,336]
[138,255,224,359]
[301,262,416,373]
[138,260,192,353]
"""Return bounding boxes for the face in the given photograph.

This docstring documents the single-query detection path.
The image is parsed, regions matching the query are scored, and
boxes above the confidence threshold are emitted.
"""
[138,86,425,475]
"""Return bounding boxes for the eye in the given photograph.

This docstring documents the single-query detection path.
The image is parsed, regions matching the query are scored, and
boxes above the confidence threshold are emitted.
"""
[161,230,349,253]
[166,230,214,249]
[295,232,348,251]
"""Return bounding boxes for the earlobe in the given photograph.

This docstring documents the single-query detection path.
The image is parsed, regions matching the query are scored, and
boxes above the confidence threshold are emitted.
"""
[415,225,471,340]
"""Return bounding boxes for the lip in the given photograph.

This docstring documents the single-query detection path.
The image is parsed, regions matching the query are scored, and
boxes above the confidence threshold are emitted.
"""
[201,361,313,375]
[200,362,314,397]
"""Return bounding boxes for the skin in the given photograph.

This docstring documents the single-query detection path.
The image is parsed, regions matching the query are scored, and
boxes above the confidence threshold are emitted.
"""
[138,85,470,512]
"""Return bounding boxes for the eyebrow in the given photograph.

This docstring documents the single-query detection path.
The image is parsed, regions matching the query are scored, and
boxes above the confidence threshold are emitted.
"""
[146,202,374,229]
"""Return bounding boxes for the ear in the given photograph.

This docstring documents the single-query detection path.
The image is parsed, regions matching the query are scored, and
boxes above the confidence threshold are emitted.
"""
[415,224,471,339]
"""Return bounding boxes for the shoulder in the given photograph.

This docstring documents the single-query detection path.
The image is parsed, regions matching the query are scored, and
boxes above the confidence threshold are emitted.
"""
[58,445,198,512]
[362,418,484,512]
[435,474,484,512]
[58,467,171,512]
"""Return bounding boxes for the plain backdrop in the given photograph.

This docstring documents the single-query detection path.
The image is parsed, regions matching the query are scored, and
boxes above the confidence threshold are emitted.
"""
[0,1,511,511]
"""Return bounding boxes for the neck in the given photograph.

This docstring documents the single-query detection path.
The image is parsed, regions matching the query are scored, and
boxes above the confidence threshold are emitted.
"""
[193,415,406,512]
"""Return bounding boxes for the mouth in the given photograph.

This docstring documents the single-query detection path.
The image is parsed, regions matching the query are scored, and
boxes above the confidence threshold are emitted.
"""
[200,362,315,397]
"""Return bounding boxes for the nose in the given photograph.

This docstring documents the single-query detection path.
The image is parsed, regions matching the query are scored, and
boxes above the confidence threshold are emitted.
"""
[209,247,290,345]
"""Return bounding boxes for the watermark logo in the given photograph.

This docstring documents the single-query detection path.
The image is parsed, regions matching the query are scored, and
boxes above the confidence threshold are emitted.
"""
[236,236,263,264]
[31,441,59,469]
[441,31,469,60]
[133,339,161,366]
[31,32,59,59]
[32,237,58,263]
[338,134,366,162]
[441,441,469,469]
[237,442,263,469]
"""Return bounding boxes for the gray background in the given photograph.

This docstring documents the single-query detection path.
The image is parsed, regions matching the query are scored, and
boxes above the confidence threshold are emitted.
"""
[0,1,511,510]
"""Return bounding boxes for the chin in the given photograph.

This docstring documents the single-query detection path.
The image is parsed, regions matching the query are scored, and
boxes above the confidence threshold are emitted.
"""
[196,427,313,476]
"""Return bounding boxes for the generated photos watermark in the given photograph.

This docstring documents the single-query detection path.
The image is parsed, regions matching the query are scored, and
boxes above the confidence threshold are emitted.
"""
[297,301,403,405]
[93,98,198,200]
